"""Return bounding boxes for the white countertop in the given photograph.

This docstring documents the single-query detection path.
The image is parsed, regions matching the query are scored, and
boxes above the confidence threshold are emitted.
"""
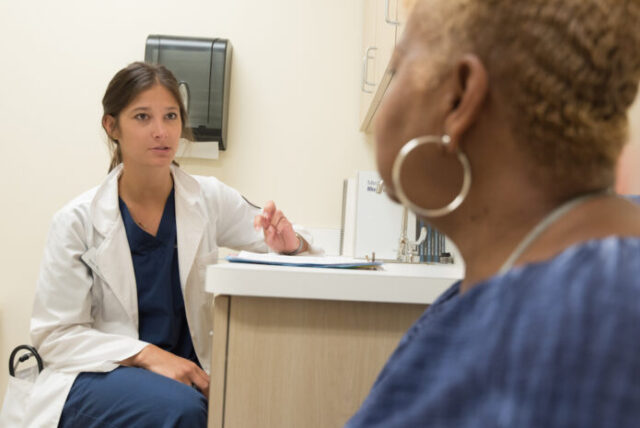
[206,262,464,304]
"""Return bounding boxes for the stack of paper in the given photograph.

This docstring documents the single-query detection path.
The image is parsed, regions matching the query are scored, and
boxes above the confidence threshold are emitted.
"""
[226,251,382,269]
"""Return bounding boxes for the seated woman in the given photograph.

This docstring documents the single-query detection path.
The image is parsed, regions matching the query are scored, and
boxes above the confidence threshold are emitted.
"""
[21,62,316,427]
[348,0,640,426]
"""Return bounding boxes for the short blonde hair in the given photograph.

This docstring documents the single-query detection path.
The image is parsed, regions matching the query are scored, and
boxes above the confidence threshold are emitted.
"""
[416,0,640,189]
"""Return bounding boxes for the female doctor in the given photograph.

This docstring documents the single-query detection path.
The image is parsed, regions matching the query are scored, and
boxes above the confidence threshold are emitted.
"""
[22,62,314,428]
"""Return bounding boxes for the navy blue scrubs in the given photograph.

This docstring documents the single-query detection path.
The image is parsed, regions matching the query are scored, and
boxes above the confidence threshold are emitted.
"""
[59,189,206,428]
[120,189,199,364]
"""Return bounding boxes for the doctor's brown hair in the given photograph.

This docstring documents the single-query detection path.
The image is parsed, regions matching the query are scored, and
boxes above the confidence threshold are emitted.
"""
[413,0,640,191]
[101,62,192,172]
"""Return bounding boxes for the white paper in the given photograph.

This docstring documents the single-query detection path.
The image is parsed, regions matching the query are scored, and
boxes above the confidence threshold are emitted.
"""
[228,251,380,268]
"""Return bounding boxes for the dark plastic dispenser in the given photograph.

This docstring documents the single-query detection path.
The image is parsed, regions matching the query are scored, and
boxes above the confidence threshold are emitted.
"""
[145,35,232,151]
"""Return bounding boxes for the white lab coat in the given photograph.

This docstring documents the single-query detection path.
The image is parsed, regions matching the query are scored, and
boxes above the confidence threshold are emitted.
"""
[10,164,314,428]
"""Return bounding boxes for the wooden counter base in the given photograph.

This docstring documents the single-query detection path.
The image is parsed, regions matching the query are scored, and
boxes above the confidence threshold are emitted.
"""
[208,295,427,428]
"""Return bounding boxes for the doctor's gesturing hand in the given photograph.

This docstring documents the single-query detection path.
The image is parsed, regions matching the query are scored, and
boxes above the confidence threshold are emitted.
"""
[120,345,210,399]
[253,201,309,255]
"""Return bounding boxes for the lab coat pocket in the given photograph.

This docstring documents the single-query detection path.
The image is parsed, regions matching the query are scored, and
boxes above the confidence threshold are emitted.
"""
[0,363,40,427]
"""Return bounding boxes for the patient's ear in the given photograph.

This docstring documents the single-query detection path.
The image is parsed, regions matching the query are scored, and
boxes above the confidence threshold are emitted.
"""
[443,54,488,151]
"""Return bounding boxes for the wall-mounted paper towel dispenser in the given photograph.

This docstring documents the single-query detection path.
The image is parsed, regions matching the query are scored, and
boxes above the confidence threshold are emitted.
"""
[145,35,232,157]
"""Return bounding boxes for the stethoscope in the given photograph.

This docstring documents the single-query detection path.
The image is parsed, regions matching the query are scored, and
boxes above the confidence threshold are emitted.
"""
[9,344,43,377]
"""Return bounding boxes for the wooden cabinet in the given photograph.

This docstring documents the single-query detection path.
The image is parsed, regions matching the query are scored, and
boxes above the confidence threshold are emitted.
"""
[205,262,462,427]
[208,295,426,428]
[359,0,416,133]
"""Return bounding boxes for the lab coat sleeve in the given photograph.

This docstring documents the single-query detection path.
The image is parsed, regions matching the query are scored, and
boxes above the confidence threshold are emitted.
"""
[30,209,148,373]
[210,179,322,254]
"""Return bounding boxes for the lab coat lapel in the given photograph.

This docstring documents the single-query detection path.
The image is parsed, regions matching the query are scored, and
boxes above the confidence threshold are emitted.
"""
[172,166,207,291]
[95,225,139,327]
[89,165,139,327]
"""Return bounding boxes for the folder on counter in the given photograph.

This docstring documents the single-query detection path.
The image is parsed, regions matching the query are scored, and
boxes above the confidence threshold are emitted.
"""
[226,251,382,269]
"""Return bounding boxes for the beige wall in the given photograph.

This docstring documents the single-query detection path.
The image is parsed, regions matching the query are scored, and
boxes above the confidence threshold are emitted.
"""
[617,96,640,193]
[0,0,375,401]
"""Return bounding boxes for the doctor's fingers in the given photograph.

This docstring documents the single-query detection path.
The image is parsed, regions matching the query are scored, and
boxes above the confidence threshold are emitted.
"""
[262,200,276,218]
[263,224,278,243]
[270,210,287,229]
[253,207,279,232]
[254,214,267,231]
[275,217,293,235]
[190,370,210,399]
[264,225,287,250]
[175,365,209,392]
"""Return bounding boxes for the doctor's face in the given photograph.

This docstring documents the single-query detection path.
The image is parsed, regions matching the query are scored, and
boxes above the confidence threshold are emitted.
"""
[107,84,182,169]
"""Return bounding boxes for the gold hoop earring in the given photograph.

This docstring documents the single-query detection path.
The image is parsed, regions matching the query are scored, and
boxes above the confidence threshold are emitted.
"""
[391,134,472,218]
